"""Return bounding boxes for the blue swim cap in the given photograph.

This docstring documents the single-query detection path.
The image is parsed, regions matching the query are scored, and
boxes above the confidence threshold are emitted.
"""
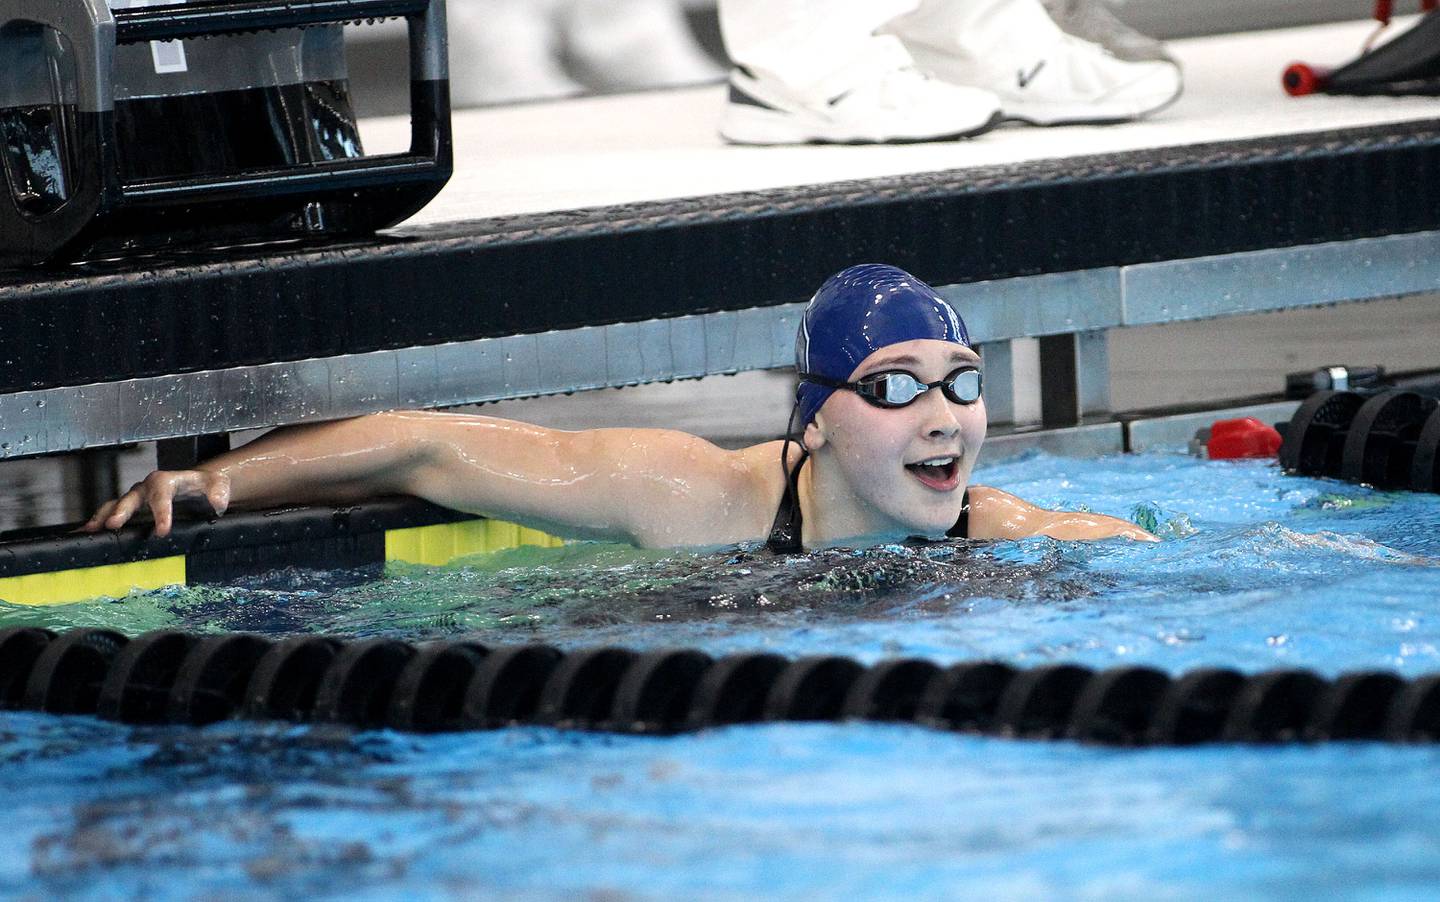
[795,264,972,426]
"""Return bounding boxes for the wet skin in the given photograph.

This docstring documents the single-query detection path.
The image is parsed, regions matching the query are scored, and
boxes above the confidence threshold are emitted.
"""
[794,339,987,544]
[83,339,1155,548]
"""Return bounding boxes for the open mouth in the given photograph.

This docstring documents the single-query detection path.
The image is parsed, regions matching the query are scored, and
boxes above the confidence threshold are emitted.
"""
[904,456,960,491]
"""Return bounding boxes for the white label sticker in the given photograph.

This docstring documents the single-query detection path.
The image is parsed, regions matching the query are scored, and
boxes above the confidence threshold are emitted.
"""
[150,40,189,74]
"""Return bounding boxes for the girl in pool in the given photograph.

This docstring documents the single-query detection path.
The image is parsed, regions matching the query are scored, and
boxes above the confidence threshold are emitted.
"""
[84,264,1154,550]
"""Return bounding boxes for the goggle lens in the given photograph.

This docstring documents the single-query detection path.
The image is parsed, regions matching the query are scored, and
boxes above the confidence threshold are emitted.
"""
[946,369,983,404]
[858,368,983,407]
[879,373,921,405]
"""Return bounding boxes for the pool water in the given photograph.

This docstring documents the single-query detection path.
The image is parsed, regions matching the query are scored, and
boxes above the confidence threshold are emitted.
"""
[3,449,1440,899]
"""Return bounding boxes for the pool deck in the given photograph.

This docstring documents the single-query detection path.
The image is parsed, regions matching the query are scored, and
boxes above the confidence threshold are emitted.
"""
[366,17,1440,225]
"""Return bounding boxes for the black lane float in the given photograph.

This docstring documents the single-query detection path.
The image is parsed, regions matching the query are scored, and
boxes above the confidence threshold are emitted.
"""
[4,627,1440,745]
[1280,388,1440,491]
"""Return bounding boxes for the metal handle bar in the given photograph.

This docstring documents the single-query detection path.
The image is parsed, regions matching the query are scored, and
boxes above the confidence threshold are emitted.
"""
[113,0,429,44]
[119,154,443,205]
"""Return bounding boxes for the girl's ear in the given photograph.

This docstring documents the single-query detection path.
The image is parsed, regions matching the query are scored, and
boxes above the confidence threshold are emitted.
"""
[803,416,827,452]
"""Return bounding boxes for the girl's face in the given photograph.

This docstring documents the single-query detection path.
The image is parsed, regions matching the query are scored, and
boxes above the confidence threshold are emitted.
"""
[804,339,987,539]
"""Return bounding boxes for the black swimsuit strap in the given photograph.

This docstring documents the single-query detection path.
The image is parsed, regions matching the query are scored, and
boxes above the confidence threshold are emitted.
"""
[947,490,972,540]
[766,449,972,553]
[766,449,808,553]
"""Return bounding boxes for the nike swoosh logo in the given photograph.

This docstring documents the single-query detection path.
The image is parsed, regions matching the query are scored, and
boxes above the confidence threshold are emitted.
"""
[1017,60,1046,89]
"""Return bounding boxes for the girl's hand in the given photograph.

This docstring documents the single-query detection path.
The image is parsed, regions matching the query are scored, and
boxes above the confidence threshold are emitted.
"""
[1102,520,1161,543]
[80,470,232,538]
[968,485,1160,543]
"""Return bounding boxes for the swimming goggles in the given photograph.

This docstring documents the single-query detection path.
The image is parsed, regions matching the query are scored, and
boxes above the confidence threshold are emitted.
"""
[800,367,983,409]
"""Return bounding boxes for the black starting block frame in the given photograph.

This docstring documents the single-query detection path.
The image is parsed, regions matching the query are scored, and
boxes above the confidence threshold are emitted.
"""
[0,0,452,267]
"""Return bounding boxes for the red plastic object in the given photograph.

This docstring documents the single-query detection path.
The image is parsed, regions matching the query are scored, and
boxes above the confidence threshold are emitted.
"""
[1208,418,1284,460]
[1283,63,1331,96]
[1287,1,1437,98]
[1373,1,1438,25]
[1372,1,1434,21]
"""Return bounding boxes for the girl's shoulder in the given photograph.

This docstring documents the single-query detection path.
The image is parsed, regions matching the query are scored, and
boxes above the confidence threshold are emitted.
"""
[730,439,793,497]
[625,438,791,548]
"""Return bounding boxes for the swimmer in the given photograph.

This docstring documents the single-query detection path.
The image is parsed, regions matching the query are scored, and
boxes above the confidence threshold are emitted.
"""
[83,264,1155,550]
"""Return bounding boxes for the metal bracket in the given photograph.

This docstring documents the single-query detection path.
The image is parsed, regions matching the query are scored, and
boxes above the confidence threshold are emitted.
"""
[156,434,231,471]
[1039,330,1111,429]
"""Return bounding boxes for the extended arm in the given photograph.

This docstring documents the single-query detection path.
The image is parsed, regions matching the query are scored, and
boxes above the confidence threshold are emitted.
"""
[83,411,764,546]
[967,485,1158,542]
[84,412,426,537]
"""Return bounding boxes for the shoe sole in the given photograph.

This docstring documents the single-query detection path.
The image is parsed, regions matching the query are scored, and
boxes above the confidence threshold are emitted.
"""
[720,108,1004,146]
[1000,66,1184,127]
[1004,83,1182,126]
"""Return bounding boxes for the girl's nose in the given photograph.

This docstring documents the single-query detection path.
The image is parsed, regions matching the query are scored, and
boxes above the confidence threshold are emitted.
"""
[919,388,961,438]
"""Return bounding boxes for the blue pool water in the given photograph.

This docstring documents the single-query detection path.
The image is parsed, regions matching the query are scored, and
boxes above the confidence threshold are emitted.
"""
[3,449,1440,899]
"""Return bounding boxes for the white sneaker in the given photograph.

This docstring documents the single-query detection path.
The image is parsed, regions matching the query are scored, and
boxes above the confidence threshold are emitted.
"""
[906,32,1180,125]
[719,37,1003,145]
[888,0,1181,125]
